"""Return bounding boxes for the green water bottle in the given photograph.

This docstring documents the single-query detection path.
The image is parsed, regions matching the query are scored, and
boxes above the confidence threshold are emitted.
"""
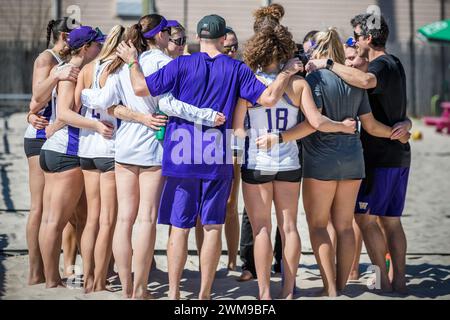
[155,110,167,141]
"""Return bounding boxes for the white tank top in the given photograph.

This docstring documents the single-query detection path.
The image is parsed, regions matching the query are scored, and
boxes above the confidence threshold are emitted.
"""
[80,49,171,166]
[41,63,81,156]
[24,49,63,140]
[78,60,118,158]
[243,71,300,172]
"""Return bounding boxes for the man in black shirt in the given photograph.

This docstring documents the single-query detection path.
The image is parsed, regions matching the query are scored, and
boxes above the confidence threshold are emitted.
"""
[306,14,411,294]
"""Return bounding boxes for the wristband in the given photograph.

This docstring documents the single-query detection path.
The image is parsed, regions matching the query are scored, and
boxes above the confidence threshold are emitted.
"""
[278,132,284,144]
[128,59,138,69]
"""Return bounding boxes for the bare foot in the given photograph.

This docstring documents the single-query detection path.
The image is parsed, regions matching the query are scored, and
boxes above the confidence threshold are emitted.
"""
[381,277,393,293]
[28,274,45,286]
[348,270,360,281]
[227,262,236,271]
[277,291,294,300]
[93,279,107,292]
[392,279,408,295]
[46,279,66,289]
[168,290,180,300]
[259,294,272,300]
[133,290,153,300]
[237,270,254,282]
[84,275,94,294]
[317,288,337,297]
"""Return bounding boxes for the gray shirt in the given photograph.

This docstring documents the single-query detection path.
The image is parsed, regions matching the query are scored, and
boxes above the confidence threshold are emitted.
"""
[301,69,372,180]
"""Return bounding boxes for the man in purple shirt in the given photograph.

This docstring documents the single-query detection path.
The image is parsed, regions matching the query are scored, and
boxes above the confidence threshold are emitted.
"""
[117,14,302,300]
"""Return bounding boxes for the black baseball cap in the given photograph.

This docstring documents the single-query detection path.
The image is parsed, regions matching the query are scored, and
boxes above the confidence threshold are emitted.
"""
[197,14,226,39]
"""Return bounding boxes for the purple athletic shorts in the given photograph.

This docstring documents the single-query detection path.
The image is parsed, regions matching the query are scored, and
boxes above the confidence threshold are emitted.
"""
[355,167,410,217]
[158,177,233,228]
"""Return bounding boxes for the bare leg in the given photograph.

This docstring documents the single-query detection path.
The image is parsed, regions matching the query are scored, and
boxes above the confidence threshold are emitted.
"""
[303,178,337,297]
[224,160,240,271]
[132,167,164,299]
[62,222,77,277]
[39,168,84,288]
[355,213,392,292]
[26,156,46,285]
[93,170,117,292]
[112,163,139,298]
[349,219,363,281]
[195,216,203,266]
[80,169,101,293]
[327,220,337,253]
[242,181,273,300]
[331,180,361,291]
[198,224,223,300]
[167,226,190,300]
[380,217,407,294]
[273,181,301,300]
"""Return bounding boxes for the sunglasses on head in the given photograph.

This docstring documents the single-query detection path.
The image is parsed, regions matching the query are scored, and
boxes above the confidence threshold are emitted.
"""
[224,43,238,54]
[345,37,357,48]
[169,36,187,46]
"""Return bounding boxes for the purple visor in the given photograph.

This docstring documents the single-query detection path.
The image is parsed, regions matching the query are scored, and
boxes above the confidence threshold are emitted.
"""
[143,17,168,39]
[166,20,180,28]
[67,26,106,50]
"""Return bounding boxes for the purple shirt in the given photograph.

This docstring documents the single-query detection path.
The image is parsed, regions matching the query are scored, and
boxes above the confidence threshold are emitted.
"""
[146,52,266,180]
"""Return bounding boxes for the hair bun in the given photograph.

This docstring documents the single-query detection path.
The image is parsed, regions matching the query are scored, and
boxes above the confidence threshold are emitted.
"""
[254,3,284,22]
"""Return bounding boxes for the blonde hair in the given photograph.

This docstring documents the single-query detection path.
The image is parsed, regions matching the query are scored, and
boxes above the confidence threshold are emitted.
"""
[311,27,345,65]
[96,25,125,62]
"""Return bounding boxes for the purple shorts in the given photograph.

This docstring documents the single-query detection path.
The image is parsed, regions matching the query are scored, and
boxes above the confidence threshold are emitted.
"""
[355,167,410,217]
[158,177,233,228]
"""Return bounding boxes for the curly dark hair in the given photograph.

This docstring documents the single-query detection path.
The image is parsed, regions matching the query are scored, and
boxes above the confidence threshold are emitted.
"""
[244,23,296,72]
[253,3,284,32]
[351,13,389,48]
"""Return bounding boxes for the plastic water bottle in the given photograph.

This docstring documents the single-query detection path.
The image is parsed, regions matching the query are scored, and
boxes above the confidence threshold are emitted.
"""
[155,110,167,141]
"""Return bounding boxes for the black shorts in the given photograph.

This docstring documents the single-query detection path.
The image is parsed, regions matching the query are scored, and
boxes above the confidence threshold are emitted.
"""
[241,168,302,184]
[80,157,115,172]
[39,149,80,173]
[24,138,45,158]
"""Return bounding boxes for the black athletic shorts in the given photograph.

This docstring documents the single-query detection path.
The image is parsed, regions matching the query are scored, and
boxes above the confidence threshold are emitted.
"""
[80,157,115,172]
[24,138,46,158]
[241,168,302,184]
[39,149,80,173]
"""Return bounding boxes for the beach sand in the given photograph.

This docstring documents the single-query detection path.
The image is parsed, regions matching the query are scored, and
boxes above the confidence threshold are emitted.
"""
[1,113,449,299]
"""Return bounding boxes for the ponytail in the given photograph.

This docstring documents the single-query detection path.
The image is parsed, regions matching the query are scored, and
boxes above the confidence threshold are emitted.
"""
[46,20,56,48]
[311,27,345,65]
[108,23,147,74]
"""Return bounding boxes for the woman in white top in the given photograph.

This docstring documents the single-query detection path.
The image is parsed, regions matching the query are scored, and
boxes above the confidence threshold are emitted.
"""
[81,15,223,299]
[71,25,126,293]
[24,17,80,285]
[233,16,355,300]
[39,26,112,288]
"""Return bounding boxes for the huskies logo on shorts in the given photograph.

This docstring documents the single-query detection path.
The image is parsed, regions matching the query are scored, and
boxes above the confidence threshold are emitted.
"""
[359,202,369,210]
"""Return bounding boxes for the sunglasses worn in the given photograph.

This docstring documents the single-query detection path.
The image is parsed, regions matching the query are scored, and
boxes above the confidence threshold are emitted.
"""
[224,43,238,54]
[353,31,364,40]
[169,36,187,46]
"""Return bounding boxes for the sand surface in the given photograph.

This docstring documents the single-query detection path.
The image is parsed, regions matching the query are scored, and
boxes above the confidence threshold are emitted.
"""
[1,113,449,299]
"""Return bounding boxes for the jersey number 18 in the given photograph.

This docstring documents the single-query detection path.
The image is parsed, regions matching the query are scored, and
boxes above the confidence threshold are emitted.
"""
[266,108,288,132]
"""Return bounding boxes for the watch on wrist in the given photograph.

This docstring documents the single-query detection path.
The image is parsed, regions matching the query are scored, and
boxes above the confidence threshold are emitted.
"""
[278,132,284,144]
[326,58,334,70]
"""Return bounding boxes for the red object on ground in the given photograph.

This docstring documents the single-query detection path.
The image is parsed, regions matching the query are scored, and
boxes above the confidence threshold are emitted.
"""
[423,102,450,134]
